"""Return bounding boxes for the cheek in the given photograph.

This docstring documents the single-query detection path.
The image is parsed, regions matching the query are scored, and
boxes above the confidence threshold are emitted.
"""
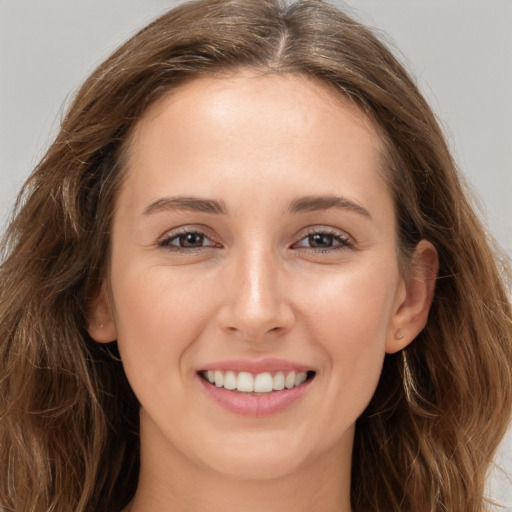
[302,260,398,343]
[299,261,399,399]
[109,265,213,396]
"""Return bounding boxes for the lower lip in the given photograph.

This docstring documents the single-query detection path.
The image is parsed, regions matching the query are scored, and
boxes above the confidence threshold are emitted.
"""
[198,375,313,417]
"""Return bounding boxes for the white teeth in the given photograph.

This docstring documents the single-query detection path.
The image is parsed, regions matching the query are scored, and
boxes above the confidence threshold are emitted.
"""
[295,372,307,386]
[273,371,285,391]
[223,371,237,390]
[254,372,273,393]
[237,372,254,392]
[285,371,296,389]
[214,370,224,387]
[203,369,312,393]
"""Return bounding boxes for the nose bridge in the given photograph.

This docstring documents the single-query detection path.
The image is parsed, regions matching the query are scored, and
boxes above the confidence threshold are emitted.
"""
[220,242,293,338]
[243,247,277,313]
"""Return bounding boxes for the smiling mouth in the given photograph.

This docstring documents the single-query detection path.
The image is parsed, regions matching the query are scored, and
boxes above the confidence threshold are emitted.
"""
[199,370,316,394]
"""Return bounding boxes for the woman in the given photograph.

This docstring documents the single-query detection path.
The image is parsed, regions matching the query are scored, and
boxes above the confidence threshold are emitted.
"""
[0,0,510,511]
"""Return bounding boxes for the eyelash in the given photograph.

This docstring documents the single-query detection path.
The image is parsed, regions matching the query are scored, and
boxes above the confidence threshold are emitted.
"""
[157,227,353,253]
[292,228,353,252]
[158,228,218,252]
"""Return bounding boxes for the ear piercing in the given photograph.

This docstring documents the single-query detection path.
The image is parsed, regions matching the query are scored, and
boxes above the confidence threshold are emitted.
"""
[396,329,404,340]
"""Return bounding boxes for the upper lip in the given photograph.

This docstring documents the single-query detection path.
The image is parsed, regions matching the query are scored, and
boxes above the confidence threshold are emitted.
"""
[198,357,314,374]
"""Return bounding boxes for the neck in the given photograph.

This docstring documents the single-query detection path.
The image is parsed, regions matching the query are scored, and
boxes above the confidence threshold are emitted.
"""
[128,417,354,512]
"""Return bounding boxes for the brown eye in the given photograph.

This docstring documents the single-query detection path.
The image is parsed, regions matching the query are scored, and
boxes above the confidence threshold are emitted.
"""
[293,230,352,251]
[178,232,205,247]
[308,233,334,248]
[159,230,216,250]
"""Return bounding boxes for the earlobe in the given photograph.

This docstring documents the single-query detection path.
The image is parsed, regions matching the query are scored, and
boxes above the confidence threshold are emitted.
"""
[386,240,438,354]
[87,282,117,343]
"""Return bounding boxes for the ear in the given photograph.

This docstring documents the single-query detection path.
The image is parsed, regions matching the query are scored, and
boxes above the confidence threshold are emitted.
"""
[87,282,118,343]
[386,240,438,354]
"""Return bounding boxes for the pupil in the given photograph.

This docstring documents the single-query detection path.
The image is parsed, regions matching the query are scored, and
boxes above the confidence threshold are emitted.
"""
[181,233,203,247]
[309,234,332,247]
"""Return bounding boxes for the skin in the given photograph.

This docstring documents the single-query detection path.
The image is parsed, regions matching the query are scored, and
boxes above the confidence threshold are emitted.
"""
[89,71,437,512]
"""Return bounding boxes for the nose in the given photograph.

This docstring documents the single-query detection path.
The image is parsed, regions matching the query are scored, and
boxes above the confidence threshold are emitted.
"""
[217,248,295,341]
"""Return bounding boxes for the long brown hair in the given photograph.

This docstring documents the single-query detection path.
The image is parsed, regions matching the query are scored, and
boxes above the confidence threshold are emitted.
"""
[1,1,510,511]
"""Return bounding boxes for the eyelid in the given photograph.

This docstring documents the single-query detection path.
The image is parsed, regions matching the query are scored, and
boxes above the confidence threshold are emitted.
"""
[291,226,354,250]
[157,225,220,249]
[155,224,354,252]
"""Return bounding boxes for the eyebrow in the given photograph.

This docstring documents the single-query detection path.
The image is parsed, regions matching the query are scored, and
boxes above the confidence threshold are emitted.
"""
[142,194,371,218]
[142,196,228,216]
[289,195,371,218]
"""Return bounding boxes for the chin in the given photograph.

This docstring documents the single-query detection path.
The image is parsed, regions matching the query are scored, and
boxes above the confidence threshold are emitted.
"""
[191,428,334,482]
[207,450,306,481]
[176,427,296,479]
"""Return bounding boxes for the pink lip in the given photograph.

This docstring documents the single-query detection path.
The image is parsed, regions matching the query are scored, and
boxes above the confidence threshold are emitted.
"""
[197,358,315,417]
[199,357,312,374]
[198,376,313,416]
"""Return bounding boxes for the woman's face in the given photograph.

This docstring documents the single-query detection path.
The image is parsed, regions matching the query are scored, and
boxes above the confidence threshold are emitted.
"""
[91,71,426,481]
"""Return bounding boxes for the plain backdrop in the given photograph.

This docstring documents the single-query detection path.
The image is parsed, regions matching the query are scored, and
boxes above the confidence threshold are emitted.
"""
[1,0,511,507]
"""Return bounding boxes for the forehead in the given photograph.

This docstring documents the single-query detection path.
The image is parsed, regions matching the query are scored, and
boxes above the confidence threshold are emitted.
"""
[126,70,384,165]
[118,70,391,222]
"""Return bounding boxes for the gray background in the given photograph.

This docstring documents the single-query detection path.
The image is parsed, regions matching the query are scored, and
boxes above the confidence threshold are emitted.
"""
[1,0,511,506]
